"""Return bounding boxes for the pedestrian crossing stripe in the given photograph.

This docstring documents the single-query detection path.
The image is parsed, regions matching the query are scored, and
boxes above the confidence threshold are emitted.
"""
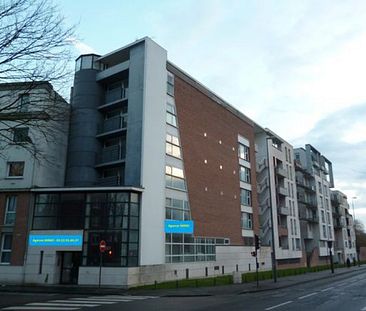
[1,295,158,310]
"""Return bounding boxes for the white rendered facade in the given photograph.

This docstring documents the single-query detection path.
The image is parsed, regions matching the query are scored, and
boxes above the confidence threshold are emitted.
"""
[255,127,302,264]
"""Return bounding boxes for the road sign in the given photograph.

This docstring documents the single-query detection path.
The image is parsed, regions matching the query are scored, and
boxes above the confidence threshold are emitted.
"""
[99,240,106,253]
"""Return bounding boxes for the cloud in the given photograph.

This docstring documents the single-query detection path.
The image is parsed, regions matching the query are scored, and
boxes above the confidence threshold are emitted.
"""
[293,103,366,225]
[67,37,96,55]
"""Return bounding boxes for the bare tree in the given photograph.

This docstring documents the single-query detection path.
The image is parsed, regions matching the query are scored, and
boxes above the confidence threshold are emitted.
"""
[0,0,75,159]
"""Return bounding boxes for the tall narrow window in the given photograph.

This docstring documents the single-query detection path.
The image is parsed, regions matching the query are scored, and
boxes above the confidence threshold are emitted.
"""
[240,189,252,206]
[0,234,12,264]
[4,196,17,225]
[238,144,250,161]
[166,103,177,127]
[241,212,253,229]
[19,94,30,112]
[167,73,174,96]
[239,166,251,183]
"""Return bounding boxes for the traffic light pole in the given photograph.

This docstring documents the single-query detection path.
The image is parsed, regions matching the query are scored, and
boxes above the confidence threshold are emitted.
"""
[99,251,103,288]
[255,252,259,288]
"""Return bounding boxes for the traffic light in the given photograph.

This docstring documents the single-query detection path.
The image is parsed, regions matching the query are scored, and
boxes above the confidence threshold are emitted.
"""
[107,249,113,257]
[251,251,256,257]
[255,234,260,250]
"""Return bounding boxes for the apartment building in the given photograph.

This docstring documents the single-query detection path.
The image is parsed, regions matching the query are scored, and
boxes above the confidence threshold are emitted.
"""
[294,144,335,266]
[255,128,303,269]
[13,37,272,287]
[331,190,357,264]
[0,82,69,283]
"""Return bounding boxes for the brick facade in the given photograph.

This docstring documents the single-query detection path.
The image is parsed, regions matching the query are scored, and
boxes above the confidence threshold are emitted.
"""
[0,192,30,266]
[174,74,259,245]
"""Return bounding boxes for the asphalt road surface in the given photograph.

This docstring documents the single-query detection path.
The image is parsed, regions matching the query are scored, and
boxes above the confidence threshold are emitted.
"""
[0,270,365,310]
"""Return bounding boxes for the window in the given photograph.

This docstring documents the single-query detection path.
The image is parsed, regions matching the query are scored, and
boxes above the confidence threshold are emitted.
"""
[318,182,322,194]
[0,234,12,264]
[7,161,25,177]
[240,189,252,206]
[322,225,327,238]
[166,103,177,127]
[4,196,17,225]
[167,73,174,96]
[166,134,181,158]
[13,128,30,143]
[241,212,253,229]
[166,165,186,190]
[238,143,250,161]
[321,210,325,223]
[166,198,190,221]
[19,94,30,112]
[239,166,251,183]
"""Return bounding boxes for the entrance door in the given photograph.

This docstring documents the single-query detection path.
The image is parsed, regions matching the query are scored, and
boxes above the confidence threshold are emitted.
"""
[60,252,81,284]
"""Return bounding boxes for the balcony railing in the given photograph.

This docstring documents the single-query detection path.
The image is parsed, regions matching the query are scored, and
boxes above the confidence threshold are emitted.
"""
[105,87,128,105]
[275,166,287,178]
[96,144,126,165]
[97,115,127,135]
[278,206,289,216]
[96,175,122,187]
[277,186,288,197]
[278,225,288,236]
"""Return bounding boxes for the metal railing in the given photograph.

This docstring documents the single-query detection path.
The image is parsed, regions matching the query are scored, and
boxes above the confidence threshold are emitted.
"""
[105,88,128,104]
[96,144,126,165]
[97,115,127,135]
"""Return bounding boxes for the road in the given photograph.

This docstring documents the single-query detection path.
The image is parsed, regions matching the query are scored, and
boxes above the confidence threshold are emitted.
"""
[0,270,365,310]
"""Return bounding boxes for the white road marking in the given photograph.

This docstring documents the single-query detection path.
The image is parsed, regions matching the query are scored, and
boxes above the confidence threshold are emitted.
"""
[67,299,116,304]
[2,307,79,310]
[321,287,334,292]
[360,306,366,311]
[298,292,318,300]
[83,297,132,302]
[26,302,97,307]
[265,301,293,310]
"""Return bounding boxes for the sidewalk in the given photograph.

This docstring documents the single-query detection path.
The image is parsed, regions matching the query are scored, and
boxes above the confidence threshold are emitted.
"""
[0,265,364,297]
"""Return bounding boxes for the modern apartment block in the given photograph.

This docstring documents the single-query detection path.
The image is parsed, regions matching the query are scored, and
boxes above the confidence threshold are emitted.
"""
[0,37,273,287]
[255,128,303,268]
[0,82,69,282]
[331,190,357,264]
[294,144,335,266]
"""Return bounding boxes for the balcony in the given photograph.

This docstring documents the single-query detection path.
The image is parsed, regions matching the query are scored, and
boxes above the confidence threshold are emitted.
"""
[97,115,127,136]
[106,87,128,104]
[275,166,287,178]
[278,206,290,216]
[96,175,123,187]
[277,186,288,197]
[96,145,126,166]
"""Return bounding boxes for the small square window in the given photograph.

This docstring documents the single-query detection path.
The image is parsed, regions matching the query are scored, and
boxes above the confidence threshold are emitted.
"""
[13,128,30,143]
[7,162,25,177]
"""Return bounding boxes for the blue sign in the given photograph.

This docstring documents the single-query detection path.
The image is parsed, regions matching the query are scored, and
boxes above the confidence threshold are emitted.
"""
[29,234,83,247]
[165,220,194,234]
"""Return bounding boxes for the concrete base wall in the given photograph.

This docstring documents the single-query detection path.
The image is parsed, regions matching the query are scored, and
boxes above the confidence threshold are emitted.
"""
[0,266,25,284]
[78,246,272,287]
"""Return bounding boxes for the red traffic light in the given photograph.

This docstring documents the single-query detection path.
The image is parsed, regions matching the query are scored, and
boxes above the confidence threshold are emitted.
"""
[107,250,113,256]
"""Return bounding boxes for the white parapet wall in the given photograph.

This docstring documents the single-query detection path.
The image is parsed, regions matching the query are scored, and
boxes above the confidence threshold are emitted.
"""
[77,245,272,287]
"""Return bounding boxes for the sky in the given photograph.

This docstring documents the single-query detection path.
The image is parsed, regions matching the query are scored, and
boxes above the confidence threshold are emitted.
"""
[57,0,366,226]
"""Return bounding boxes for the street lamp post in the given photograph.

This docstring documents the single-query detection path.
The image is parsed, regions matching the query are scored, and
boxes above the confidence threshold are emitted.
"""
[352,197,359,266]
[266,135,277,283]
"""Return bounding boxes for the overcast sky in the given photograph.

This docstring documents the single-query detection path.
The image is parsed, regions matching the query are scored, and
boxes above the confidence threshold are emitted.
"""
[58,0,366,225]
